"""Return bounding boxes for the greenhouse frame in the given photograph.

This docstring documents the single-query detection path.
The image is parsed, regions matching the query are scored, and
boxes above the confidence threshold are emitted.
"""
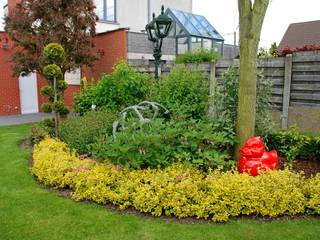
[166,8,225,56]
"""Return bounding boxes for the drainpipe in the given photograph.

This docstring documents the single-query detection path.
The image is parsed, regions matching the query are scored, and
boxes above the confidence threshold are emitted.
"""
[147,0,151,22]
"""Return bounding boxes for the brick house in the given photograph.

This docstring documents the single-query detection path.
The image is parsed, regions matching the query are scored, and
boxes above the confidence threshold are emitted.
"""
[0,0,234,116]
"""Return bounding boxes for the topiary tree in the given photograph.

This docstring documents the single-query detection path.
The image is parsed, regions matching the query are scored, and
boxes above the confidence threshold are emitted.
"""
[41,43,69,136]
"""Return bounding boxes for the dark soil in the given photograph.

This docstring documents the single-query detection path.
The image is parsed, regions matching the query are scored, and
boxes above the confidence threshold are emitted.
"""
[278,157,320,178]
[293,159,320,178]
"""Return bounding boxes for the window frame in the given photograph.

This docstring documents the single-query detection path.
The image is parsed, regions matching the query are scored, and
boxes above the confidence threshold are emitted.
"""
[96,0,117,23]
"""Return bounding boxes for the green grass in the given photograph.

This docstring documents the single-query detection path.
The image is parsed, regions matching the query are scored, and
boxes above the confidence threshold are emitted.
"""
[0,124,319,240]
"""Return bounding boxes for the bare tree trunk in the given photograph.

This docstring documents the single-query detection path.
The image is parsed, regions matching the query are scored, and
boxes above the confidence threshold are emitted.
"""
[53,76,59,137]
[235,0,270,160]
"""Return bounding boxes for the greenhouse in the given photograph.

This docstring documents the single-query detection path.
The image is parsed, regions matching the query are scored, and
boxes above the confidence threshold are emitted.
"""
[166,8,225,55]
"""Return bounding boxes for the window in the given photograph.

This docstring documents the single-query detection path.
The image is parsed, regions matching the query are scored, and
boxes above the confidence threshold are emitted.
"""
[191,37,201,51]
[203,39,212,50]
[65,68,81,85]
[213,41,223,53]
[95,0,116,22]
[177,37,188,55]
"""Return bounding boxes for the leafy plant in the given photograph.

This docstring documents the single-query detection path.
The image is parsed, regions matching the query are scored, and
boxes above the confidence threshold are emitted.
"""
[267,126,320,163]
[258,42,278,58]
[74,63,155,115]
[314,136,320,160]
[90,119,236,170]
[30,118,55,144]
[279,44,320,57]
[175,49,220,64]
[212,66,274,138]
[157,66,209,119]
[59,109,117,154]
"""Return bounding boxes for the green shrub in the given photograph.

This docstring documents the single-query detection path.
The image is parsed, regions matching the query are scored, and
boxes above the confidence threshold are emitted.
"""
[90,119,236,170]
[74,63,155,115]
[43,43,65,64]
[30,118,55,144]
[43,64,63,83]
[41,103,52,113]
[212,66,274,137]
[267,126,319,163]
[157,66,209,119]
[59,109,117,154]
[32,137,320,222]
[175,49,220,64]
[314,136,320,159]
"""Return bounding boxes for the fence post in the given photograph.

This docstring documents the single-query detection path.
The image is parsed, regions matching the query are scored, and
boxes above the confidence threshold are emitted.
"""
[208,60,217,120]
[281,54,293,129]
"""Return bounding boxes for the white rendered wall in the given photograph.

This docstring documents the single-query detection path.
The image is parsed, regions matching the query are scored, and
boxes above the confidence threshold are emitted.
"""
[95,22,119,33]
[96,0,192,33]
[150,0,192,21]
[117,0,149,32]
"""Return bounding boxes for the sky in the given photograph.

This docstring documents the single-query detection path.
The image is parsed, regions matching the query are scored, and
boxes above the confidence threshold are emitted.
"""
[1,0,320,48]
[193,0,320,48]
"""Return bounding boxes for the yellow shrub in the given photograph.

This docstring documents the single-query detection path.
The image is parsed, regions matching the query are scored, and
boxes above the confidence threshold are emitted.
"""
[32,138,320,222]
[32,137,96,188]
[303,174,320,214]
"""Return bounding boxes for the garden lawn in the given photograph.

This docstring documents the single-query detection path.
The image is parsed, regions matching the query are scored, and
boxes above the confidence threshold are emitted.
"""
[0,124,319,240]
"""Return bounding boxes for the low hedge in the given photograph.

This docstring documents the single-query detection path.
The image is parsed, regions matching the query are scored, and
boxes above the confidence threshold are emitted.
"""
[59,109,117,154]
[267,126,320,163]
[32,138,320,222]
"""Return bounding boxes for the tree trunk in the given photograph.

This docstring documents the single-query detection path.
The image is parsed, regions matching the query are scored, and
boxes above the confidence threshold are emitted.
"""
[53,76,59,137]
[235,0,270,160]
[235,38,259,160]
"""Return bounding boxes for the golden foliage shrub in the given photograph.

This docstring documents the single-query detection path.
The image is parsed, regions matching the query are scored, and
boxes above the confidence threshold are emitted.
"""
[32,138,320,222]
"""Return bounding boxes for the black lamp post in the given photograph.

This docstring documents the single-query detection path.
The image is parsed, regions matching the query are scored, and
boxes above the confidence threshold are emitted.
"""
[145,5,172,79]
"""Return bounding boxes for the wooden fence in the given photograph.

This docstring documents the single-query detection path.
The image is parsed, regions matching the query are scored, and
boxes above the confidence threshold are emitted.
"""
[130,51,320,130]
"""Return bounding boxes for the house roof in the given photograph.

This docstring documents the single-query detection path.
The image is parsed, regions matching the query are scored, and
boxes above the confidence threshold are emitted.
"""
[279,20,320,50]
[166,8,224,41]
[96,28,129,36]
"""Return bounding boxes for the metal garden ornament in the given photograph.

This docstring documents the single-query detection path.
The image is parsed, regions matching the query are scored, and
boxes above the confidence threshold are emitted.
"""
[112,101,170,139]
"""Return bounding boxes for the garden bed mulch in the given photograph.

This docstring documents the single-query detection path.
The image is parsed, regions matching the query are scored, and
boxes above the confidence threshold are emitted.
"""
[293,159,320,178]
[278,157,320,178]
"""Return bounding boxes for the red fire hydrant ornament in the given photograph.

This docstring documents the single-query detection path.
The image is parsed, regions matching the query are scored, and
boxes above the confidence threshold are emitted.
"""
[238,137,279,176]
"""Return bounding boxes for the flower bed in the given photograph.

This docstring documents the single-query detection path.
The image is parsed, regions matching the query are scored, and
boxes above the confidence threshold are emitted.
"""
[32,138,320,222]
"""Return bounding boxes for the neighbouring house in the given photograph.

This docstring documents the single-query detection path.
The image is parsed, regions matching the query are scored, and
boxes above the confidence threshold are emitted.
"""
[279,20,320,50]
[0,0,237,116]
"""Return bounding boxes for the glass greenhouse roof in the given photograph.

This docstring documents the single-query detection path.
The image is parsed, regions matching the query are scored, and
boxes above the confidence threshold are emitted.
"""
[166,8,224,41]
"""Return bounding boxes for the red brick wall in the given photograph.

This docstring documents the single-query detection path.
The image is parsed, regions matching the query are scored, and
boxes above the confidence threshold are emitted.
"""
[37,75,80,111]
[0,32,21,115]
[83,29,127,80]
[64,85,80,109]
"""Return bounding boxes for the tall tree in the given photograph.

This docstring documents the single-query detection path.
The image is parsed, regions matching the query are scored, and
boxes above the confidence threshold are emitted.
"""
[235,0,270,159]
[5,0,97,76]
